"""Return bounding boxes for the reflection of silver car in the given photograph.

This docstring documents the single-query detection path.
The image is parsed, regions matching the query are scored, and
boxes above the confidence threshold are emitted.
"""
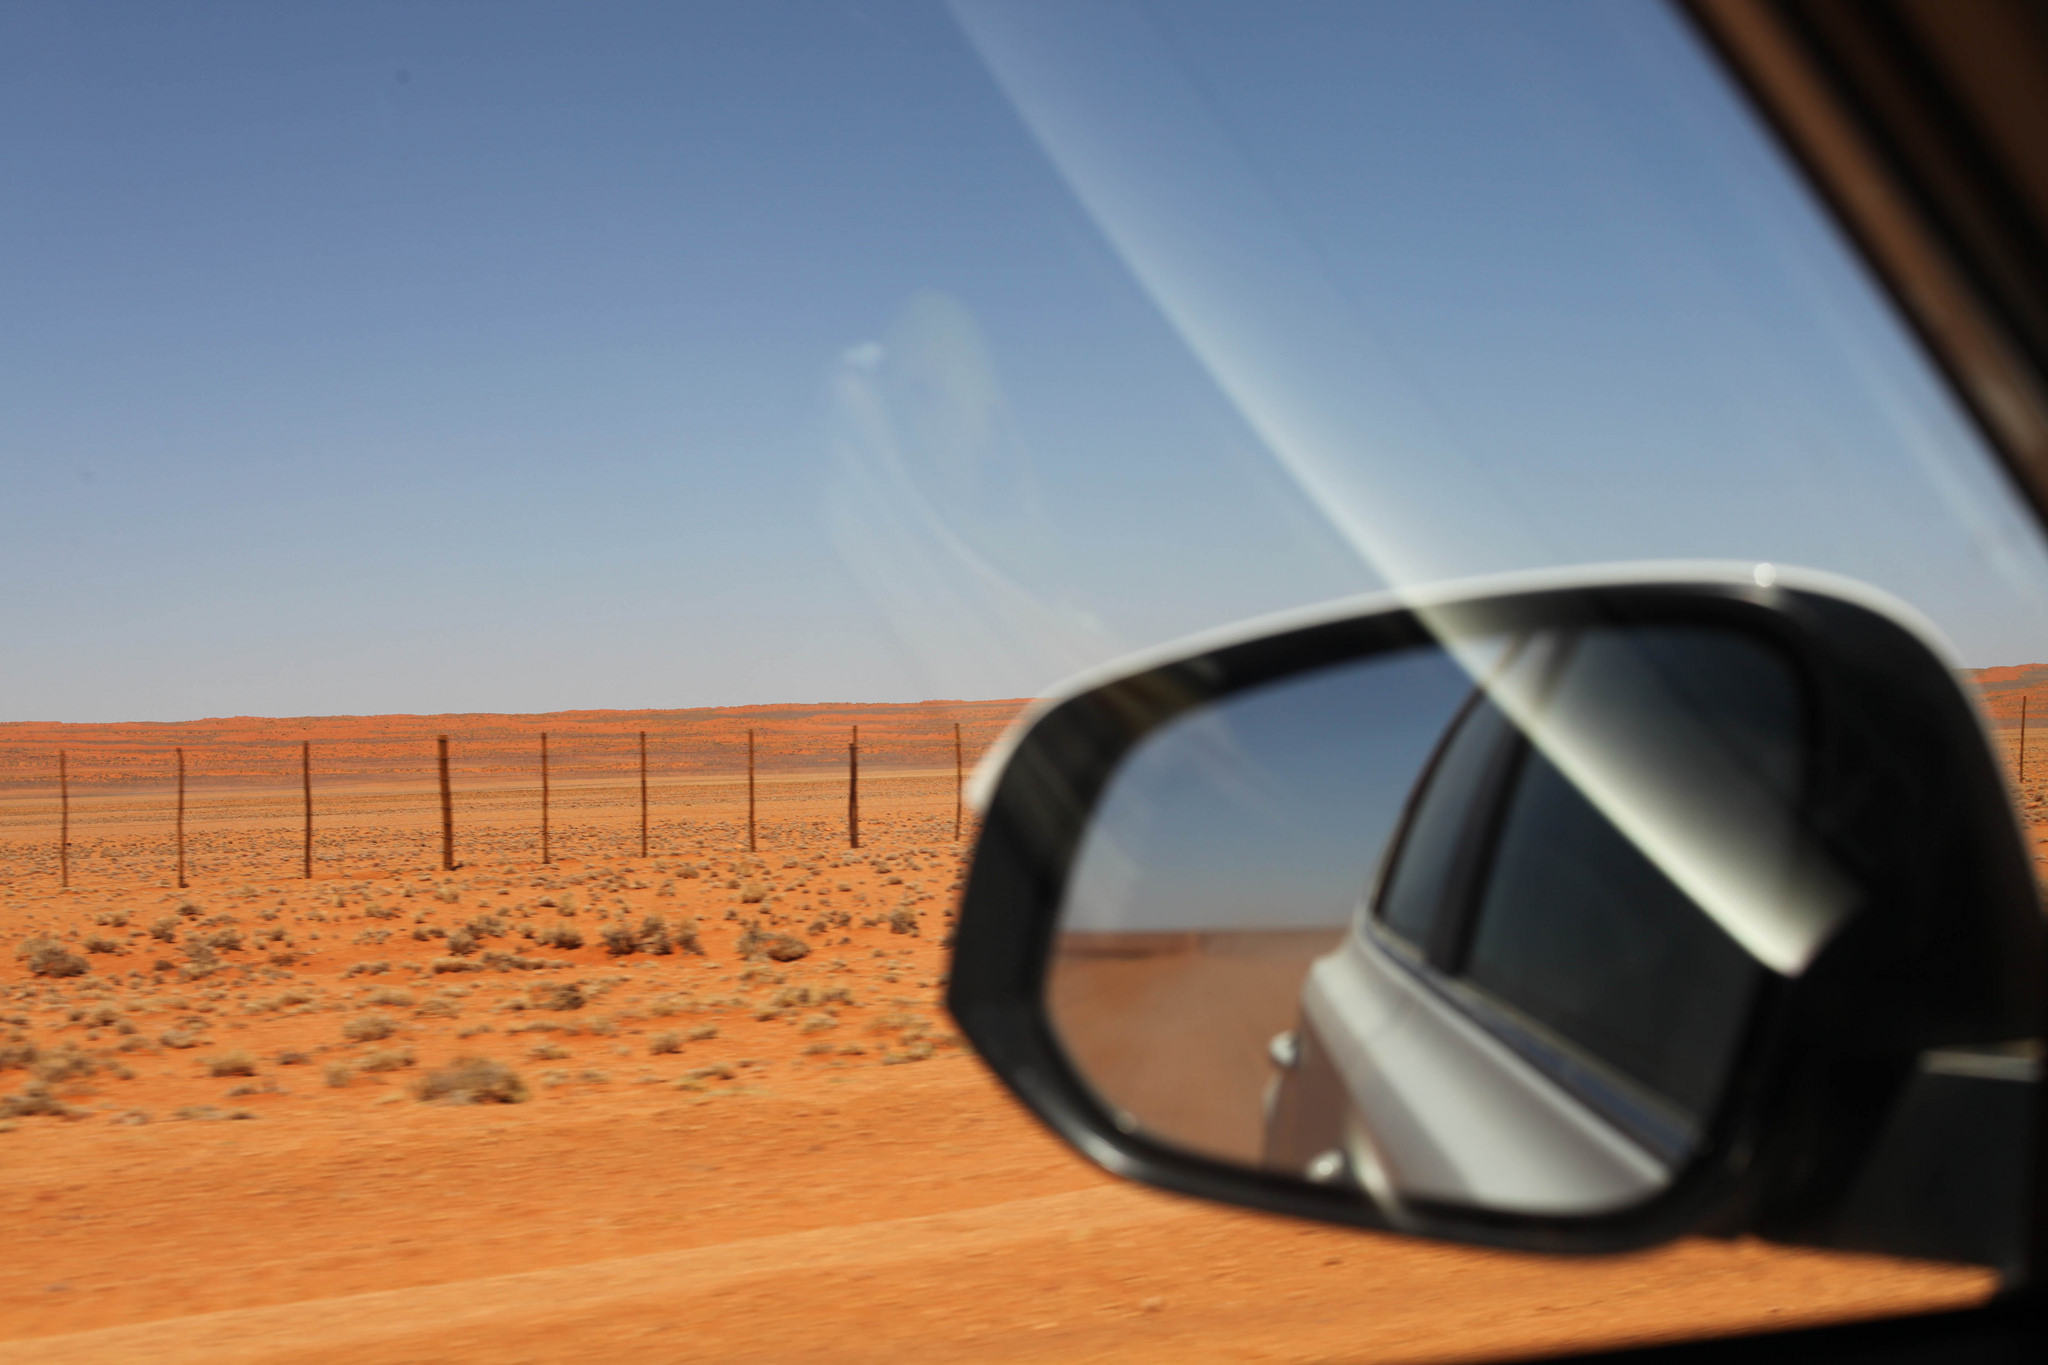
[1263,626,1798,1215]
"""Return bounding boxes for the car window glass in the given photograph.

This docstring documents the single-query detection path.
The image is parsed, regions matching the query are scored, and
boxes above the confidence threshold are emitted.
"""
[1462,628,1798,1121]
[2,1,2023,1357]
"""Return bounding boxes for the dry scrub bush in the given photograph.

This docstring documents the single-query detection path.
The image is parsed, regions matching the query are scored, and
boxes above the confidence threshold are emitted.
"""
[343,1013,399,1043]
[34,1047,96,1083]
[324,1062,353,1088]
[0,1084,73,1119]
[205,1050,259,1077]
[83,935,122,955]
[687,1024,718,1042]
[739,881,767,904]
[17,939,87,979]
[444,929,479,957]
[413,1056,527,1105]
[529,1042,569,1061]
[535,924,582,950]
[532,982,586,1012]
[648,1030,683,1055]
[887,908,919,936]
[365,988,415,1008]
[159,1028,204,1049]
[360,1047,415,1073]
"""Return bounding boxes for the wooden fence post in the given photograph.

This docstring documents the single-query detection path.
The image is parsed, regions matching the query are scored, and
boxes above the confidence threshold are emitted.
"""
[176,747,187,890]
[2022,697,2030,785]
[540,731,551,866]
[747,729,757,854]
[58,749,69,889]
[848,725,860,850]
[438,735,454,871]
[954,722,963,842]
[639,730,649,860]
[300,740,312,880]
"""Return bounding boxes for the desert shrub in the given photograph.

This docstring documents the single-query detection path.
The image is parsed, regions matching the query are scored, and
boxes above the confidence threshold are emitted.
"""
[342,1013,398,1043]
[352,929,391,946]
[93,910,129,928]
[176,901,203,919]
[468,913,508,938]
[0,1039,38,1072]
[433,886,461,904]
[203,928,243,953]
[359,1047,414,1073]
[17,939,88,979]
[324,1062,353,1088]
[444,929,480,957]
[529,1042,570,1060]
[33,1047,96,1082]
[159,1028,204,1049]
[411,925,446,942]
[648,1030,683,1055]
[739,881,767,903]
[431,957,482,975]
[687,1024,719,1042]
[276,1050,309,1066]
[535,924,582,950]
[765,935,810,962]
[0,1083,72,1119]
[204,1050,258,1078]
[887,908,919,937]
[799,1014,838,1034]
[416,997,461,1019]
[83,935,122,955]
[343,961,391,977]
[531,982,585,1012]
[413,1056,527,1105]
[362,903,401,920]
[634,916,674,955]
[599,923,639,957]
[365,988,415,1008]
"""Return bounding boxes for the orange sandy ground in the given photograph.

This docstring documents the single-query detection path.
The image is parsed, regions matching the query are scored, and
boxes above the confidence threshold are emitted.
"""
[0,722,2026,1363]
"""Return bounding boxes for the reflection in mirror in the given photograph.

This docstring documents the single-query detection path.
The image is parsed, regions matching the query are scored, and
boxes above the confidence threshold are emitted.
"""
[1046,625,1807,1219]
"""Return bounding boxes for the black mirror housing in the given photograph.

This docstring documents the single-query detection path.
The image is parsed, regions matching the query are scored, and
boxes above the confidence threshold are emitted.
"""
[945,566,2043,1271]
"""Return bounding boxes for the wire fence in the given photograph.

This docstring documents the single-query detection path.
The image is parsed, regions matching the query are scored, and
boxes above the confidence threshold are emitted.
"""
[0,705,1022,889]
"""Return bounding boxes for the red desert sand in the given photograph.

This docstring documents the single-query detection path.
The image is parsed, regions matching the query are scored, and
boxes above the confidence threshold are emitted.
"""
[0,690,2024,1364]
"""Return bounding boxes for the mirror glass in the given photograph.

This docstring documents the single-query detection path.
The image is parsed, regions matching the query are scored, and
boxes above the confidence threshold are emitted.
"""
[1046,624,1811,1217]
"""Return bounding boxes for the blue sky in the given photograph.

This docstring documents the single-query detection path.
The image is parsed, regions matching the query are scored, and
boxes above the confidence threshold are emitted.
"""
[7,1,2048,722]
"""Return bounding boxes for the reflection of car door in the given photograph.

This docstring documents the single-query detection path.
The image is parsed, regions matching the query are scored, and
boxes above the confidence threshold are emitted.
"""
[1265,628,1790,1214]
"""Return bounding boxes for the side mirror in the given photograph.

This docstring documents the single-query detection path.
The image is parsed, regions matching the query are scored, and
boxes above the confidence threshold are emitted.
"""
[946,567,2044,1272]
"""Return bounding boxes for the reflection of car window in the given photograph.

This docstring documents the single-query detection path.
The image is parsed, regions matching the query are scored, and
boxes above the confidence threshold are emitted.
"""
[1461,629,1800,1122]
[1374,650,1532,950]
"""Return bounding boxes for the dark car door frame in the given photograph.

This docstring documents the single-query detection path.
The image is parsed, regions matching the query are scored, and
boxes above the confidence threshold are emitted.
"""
[1678,0,2048,1350]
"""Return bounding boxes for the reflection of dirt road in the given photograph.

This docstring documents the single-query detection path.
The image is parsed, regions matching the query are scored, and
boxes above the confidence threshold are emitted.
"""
[1049,929,1342,1163]
[0,764,1991,1361]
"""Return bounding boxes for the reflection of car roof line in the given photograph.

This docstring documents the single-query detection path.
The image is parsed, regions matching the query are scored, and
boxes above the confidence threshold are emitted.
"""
[967,560,1958,813]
